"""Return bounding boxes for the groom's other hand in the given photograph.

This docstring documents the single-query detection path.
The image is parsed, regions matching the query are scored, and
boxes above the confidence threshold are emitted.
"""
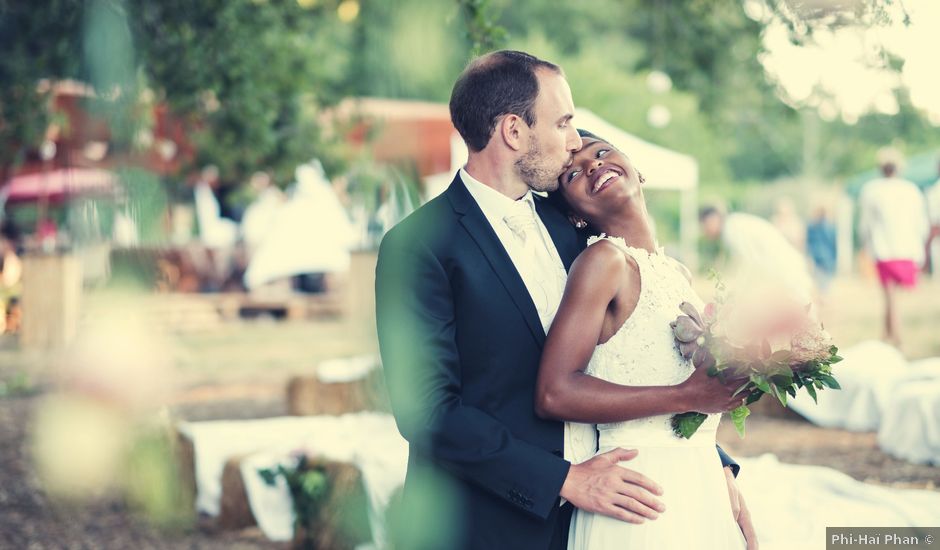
[724,466,758,549]
[561,448,665,524]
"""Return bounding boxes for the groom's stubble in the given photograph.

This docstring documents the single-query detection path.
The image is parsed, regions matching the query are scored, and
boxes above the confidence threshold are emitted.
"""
[515,132,567,194]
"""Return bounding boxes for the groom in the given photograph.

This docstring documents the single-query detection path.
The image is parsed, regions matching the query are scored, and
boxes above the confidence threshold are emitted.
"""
[376,50,752,550]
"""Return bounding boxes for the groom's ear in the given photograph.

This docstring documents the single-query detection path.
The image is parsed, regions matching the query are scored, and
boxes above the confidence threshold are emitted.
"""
[499,114,525,152]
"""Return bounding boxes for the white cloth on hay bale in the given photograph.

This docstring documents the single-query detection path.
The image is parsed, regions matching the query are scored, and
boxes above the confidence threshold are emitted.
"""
[178,412,408,545]
[737,454,940,550]
[316,355,379,383]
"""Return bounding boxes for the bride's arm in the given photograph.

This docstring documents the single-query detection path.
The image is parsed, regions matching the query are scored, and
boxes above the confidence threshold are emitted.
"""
[535,243,740,423]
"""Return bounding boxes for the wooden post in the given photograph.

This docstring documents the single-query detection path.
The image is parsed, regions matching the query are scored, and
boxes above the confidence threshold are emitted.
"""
[346,250,378,339]
[20,253,82,349]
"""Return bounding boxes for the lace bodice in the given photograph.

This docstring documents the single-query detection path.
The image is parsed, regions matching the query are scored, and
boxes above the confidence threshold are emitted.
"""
[581,235,720,450]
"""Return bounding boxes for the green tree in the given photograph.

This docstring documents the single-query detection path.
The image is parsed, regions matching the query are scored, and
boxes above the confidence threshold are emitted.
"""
[0,0,354,187]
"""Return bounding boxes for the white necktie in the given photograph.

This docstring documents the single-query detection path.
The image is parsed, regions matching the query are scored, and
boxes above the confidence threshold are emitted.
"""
[503,200,566,333]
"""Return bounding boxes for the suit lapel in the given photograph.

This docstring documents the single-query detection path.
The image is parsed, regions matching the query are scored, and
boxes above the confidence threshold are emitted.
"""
[447,175,547,347]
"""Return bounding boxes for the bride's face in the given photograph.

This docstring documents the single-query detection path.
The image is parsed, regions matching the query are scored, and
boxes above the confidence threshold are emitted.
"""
[556,137,643,225]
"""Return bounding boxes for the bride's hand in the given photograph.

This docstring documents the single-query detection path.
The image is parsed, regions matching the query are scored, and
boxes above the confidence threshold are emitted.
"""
[679,365,747,414]
[724,466,759,549]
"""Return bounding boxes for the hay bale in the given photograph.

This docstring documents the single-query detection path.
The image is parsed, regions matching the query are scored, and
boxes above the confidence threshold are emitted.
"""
[291,459,372,550]
[287,367,389,417]
[174,428,197,512]
[217,455,256,530]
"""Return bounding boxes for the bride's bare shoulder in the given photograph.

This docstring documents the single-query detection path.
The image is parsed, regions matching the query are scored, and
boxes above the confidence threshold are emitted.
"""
[568,239,638,292]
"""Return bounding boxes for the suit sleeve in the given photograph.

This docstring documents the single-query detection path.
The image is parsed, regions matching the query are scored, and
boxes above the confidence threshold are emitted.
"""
[717,445,739,477]
[375,228,570,520]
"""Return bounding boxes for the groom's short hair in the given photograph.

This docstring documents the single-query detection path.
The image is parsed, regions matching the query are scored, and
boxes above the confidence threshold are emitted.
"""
[449,50,562,152]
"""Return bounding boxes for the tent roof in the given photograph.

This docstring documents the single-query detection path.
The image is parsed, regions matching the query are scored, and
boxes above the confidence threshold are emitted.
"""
[573,108,698,191]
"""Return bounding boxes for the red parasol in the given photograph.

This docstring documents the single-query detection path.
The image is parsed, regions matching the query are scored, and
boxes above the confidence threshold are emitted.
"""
[1,168,120,204]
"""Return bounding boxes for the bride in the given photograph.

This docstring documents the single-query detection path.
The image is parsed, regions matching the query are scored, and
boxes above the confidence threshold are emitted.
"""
[536,130,757,549]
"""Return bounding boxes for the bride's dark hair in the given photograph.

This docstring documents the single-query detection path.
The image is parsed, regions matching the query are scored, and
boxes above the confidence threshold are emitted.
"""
[546,128,609,237]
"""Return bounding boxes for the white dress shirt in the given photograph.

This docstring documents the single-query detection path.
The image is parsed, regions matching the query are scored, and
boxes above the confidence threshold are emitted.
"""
[859,177,930,264]
[460,169,567,333]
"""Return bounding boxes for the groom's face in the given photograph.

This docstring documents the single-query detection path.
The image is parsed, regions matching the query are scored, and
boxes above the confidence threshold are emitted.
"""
[515,69,582,193]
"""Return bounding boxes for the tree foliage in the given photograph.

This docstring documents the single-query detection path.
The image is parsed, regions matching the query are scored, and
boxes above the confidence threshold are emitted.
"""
[1,0,354,186]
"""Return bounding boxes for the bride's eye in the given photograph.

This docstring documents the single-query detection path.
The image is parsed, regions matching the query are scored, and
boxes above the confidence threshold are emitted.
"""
[596,149,610,159]
[567,168,582,183]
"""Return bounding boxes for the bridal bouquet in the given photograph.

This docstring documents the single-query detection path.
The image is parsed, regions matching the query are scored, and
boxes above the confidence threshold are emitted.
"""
[670,278,842,439]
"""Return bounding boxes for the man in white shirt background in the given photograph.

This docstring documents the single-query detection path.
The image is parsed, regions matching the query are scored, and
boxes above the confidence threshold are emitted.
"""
[858,151,930,347]
[925,159,940,275]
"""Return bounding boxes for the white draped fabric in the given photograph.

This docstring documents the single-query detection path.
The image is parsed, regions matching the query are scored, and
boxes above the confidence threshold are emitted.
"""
[180,414,940,548]
[736,454,940,550]
[789,341,940,464]
[244,162,355,290]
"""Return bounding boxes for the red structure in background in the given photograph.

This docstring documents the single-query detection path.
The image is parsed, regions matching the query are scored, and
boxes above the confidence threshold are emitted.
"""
[3,80,195,188]
[328,97,458,178]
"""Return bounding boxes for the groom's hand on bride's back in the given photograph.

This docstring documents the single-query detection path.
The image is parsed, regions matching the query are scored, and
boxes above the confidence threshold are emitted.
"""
[679,365,748,414]
[561,448,665,524]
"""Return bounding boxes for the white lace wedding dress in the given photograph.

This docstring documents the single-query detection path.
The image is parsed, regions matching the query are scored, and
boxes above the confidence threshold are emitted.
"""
[567,235,747,550]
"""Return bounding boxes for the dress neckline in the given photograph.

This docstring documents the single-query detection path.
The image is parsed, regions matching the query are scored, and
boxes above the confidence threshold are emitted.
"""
[587,233,665,258]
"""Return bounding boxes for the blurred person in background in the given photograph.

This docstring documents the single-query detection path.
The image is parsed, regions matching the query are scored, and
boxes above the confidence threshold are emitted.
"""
[193,165,239,290]
[806,206,838,298]
[925,159,940,275]
[240,171,285,259]
[0,222,23,333]
[700,206,814,302]
[771,197,806,253]
[857,150,930,347]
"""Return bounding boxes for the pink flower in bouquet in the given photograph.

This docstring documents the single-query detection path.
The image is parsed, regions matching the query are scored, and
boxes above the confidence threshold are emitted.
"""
[670,275,842,439]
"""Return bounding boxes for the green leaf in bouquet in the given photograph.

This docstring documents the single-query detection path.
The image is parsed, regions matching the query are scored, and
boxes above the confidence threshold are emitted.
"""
[786,385,797,398]
[829,354,843,364]
[771,372,794,389]
[746,391,763,405]
[818,374,841,389]
[731,405,750,438]
[707,365,720,377]
[770,350,792,363]
[805,382,818,403]
[750,374,771,394]
[770,383,788,406]
[671,412,708,439]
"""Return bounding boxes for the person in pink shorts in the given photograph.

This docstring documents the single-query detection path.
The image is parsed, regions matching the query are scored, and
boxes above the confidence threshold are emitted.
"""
[859,152,930,347]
